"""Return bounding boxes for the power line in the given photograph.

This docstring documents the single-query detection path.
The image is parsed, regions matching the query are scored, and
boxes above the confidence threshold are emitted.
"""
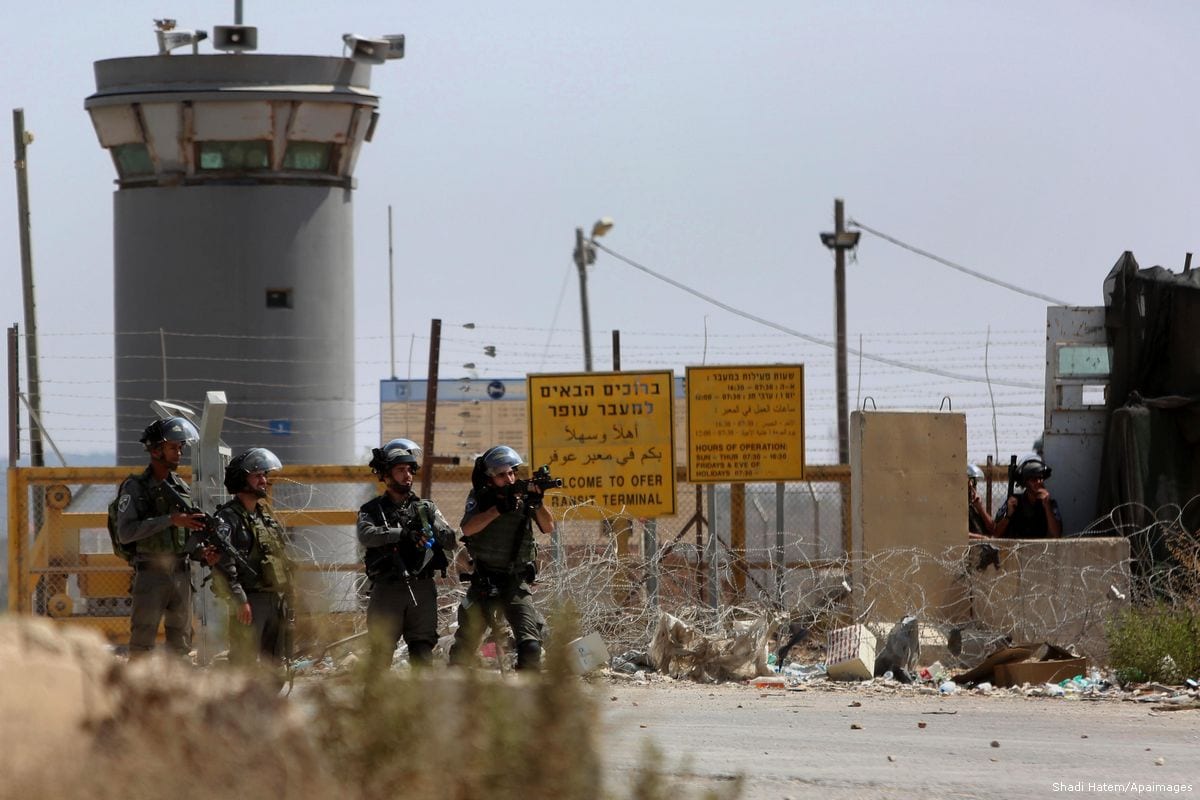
[590,241,1040,390]
[848,219,1072,305]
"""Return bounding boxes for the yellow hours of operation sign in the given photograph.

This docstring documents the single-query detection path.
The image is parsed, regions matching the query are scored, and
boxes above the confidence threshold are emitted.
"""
[527,371,676,518]
[686,364,805,483]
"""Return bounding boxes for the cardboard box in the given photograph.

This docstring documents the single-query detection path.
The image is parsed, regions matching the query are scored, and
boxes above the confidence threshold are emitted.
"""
[826,624,876,681]
[567,633,610,674]
[994,657,1088,688]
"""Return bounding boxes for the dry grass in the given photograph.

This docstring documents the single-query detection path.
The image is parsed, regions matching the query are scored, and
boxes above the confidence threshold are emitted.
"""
[2,607,740,800]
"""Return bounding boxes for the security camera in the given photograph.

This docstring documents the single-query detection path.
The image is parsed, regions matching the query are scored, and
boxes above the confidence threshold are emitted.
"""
[156,27,208,55]
[382,34,405,59]
[342,33,389,64]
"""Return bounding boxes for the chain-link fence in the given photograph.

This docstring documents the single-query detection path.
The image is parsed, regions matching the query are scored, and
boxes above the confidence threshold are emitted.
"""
[7,465,850,646]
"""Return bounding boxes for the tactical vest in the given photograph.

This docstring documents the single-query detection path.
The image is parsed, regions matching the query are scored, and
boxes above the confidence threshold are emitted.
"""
[463,501,535,571]
[219,500,292,592]
[126,469,191,556]
[361,495,450,580]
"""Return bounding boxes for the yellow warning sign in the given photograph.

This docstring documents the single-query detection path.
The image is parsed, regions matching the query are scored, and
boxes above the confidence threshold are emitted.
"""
[527,371,676,518]
[686,364,805,483]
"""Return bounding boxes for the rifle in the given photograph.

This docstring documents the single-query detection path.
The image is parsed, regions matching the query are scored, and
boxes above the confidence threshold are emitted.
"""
[159,479,259,581]
[515,465,563,510]
[1006,455,1018,500]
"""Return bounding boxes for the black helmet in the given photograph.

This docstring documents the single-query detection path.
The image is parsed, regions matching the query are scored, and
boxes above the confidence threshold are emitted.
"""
[369,439,420,478]
[1016,456,1051,483]
[383,438,423,467]
[481,445,522,476]
[471,445,523,489]
[139,416,199,450]
[224,447,283,493]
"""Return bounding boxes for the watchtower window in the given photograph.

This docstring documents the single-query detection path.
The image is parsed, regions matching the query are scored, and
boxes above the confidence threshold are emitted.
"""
[266,288,293,309]
[283,141,334,172]
[112,143,154,177]
[197,141,270,171]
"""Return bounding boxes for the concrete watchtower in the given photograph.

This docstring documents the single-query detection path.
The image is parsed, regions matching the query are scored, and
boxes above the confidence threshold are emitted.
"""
[85,22,402,463]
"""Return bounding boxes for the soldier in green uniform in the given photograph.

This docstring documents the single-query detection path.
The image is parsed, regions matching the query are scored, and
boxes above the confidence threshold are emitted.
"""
[115,416,207,658]
[211,447,295,672]
[358,439,457,672]
[448,445,554,671]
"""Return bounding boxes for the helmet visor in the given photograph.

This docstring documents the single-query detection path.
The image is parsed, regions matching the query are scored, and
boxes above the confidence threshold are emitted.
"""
[240,448,283,475]
[159,417,200,445]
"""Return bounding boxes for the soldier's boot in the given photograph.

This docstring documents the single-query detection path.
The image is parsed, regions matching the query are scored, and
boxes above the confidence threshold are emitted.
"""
[408,641,434,669]
[515,639,542,671]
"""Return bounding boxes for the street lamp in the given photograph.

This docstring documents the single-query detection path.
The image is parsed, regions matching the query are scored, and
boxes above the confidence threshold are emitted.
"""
[572,217,614,372]
[819,198,861,465]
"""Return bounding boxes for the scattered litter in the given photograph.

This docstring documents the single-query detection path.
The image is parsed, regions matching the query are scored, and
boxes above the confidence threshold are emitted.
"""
[873,615,920,683]
[887,755,896,762]
[1155,757,1165,766]
[826,624,876,681]
[939,681,959,695]
[1158,655,1183,685]
[611,649,652,675]
[779,663,827,682]
[917,721,927,728]
[954,642,1086,688]
[750,676,787,689]
[290,658,315,674]
[850,723,862,730]
[648,611,777,682]
[919,661,948,684]
[566,633,610,675]
[990,740,1000,748]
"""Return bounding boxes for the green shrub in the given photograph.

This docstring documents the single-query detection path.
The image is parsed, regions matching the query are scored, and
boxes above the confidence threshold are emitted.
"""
[1106,602,1200,684]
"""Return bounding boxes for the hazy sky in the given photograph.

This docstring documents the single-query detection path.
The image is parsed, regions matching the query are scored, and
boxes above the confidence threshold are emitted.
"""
[3,1,1198,465]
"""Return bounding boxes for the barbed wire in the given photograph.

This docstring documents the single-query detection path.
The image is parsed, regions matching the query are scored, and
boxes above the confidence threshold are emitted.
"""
[7,322,1048,456]
[25,476,1197,671]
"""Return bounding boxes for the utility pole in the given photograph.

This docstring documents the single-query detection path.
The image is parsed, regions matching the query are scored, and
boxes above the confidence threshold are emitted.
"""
[572,218,614,373]
[573,226,594,372]
[13,109,44,467]
[820,198,861,465]
[420,318,441,499]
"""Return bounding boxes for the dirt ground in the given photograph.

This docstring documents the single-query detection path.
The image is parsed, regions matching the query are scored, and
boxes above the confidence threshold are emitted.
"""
[592,677,1200,799]
[5,616,1198,799]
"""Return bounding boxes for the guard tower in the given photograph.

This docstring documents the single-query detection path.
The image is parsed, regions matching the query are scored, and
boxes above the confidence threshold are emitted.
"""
[85,21,403,463]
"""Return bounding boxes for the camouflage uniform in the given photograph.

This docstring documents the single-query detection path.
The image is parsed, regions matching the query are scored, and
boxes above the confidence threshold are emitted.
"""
[358,492,456,670]
[115,468,194,655]
[448,487,544,669]
[211,499,294,669]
